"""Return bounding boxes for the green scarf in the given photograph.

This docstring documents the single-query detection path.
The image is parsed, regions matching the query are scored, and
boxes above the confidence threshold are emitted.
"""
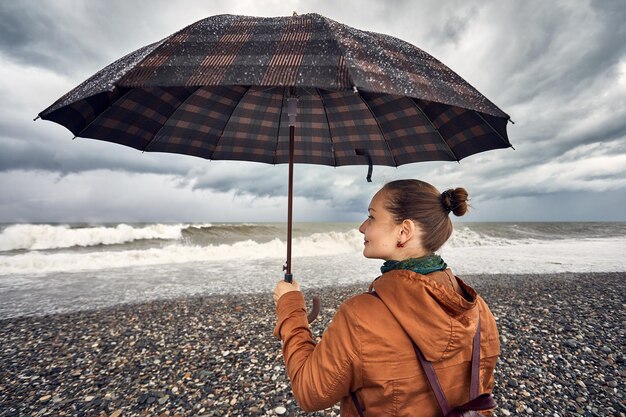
[380,254,447,275]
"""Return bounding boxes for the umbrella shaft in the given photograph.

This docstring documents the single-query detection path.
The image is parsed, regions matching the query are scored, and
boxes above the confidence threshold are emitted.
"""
[285,125,295,283]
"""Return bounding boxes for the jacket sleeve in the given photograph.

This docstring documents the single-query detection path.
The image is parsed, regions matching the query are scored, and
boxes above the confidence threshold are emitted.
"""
[274,292,362,412]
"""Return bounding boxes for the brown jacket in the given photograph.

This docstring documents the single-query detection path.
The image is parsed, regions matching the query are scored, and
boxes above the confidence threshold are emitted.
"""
[274,269,500,416]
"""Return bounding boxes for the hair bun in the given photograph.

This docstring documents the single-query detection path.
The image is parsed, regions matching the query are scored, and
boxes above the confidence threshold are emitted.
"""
[440,188,469,216]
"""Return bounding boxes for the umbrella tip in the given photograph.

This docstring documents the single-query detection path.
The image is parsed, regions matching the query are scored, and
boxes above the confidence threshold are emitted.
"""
[33,115,40,122]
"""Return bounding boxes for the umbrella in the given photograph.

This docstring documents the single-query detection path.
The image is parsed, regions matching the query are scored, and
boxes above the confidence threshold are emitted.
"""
[38,13,513,322]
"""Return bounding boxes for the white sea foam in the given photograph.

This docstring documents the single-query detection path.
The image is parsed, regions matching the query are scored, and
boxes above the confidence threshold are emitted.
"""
[0,230,364,275]
[445,227,522,247]
[1,224,625,318]
[440,237,626,275]
[0,223,203,251]
[1,222,601,253]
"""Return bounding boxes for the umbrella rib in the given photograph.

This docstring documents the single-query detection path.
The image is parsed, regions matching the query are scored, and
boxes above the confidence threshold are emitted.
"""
[143,87,200,153]
[273,87,287,165]
[472,111,513,148]
[210,85,252,160]
[316,88,338,167]
[73,88,134,139]
[358,94,398,167]
[408,97,459,162]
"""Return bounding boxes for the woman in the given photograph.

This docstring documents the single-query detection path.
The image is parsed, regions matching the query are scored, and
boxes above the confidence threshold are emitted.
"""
[273,180,500,416]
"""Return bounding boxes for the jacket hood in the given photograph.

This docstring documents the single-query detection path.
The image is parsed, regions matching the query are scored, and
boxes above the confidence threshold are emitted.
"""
[371,269,479,362]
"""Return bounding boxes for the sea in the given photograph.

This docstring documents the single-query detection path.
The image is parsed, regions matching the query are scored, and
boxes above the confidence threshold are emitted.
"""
[0,222,625,319]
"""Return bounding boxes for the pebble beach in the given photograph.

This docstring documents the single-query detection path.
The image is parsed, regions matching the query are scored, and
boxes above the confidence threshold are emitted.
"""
[1,272,624,417]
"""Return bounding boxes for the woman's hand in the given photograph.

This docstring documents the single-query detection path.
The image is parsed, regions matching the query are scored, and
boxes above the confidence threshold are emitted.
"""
[274,279,301,305]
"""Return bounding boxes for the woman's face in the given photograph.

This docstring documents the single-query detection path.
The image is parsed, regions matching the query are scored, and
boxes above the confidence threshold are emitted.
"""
[358,190,402,260]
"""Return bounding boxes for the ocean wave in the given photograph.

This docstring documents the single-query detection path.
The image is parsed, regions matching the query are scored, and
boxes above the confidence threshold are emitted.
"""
[183,223,278,234]
[1,221,611,253]
[445,226,534,247]
[0,223,296,252]
[181,223,284,245]
[0,224,192,251]
[0,230,364,275]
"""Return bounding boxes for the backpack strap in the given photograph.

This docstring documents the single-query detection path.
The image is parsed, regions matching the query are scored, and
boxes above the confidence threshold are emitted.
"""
[411,341,452,415]
[350,392,366,417]
[412,318,481,415]
[470,319,481,400]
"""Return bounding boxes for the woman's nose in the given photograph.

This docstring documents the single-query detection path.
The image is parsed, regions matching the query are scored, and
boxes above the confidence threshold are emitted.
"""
[358,220,366,234]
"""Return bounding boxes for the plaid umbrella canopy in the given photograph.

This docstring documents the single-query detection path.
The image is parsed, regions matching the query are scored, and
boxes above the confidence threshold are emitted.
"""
[39,13,512,319]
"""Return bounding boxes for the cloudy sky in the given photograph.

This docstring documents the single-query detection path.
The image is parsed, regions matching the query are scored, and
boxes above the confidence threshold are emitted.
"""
[1,0,625,223]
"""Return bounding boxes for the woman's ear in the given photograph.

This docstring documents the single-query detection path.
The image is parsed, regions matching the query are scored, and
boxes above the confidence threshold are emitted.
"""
[400,219,416,240]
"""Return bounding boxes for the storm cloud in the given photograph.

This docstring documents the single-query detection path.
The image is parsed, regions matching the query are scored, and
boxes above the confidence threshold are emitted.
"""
[1,0,624,222]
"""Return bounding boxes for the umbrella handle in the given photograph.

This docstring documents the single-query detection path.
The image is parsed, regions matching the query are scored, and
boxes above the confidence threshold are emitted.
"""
[283,273,320,323]
[307,295,321,323]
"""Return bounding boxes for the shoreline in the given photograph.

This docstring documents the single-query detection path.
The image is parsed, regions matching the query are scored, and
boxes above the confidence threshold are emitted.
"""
[3,270,625,322]
[1,272,624,416]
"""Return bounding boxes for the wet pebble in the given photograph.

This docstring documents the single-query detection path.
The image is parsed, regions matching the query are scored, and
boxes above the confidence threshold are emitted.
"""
[483,272,625,417]
[0,272,623,416]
